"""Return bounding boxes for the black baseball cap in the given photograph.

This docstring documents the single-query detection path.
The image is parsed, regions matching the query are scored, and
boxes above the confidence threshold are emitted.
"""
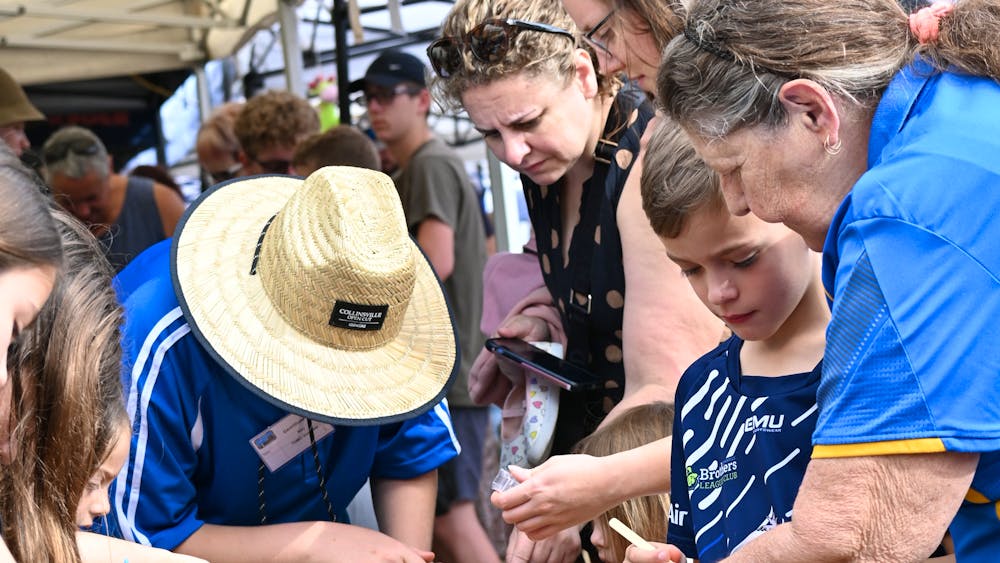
[349,50,427,93]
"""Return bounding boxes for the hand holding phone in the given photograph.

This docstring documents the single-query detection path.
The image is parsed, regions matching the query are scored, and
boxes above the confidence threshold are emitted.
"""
[484,337,602,391]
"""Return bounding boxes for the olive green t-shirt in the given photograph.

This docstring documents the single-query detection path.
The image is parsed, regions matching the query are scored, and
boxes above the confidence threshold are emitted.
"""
[394,137,487,407]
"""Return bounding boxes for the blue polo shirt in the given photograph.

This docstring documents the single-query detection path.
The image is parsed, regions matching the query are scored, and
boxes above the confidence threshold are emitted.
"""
[819,61,1000,561]
[109,240,459,549]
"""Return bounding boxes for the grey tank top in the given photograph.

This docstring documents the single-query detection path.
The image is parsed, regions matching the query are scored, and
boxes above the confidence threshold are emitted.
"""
[99,176,167,272]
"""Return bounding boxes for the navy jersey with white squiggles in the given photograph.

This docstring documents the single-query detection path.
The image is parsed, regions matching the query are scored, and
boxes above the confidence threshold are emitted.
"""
[668,336,820,563]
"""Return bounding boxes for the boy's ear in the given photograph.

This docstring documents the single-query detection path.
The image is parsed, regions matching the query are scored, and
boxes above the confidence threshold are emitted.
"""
[777,79,841,145]
[417,88,432,114]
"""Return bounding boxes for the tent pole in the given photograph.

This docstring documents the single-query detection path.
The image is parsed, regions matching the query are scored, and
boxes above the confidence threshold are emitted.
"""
[333,0,351,126]
[487,151,518,253]
[278,0,306,96]
[194,65,211,122]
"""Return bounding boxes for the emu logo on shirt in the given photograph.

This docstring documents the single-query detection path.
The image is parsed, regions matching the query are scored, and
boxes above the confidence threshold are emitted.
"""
[743,414,785,434]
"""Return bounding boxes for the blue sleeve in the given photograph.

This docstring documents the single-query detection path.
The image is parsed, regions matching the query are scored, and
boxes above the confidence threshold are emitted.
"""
[815,212,1000,457]
[109,291,207,549]
[668,377,697,558]
[371,401,459,480]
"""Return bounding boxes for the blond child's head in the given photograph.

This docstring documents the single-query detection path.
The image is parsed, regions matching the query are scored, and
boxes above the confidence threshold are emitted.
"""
[640,117,820,343]
[575,402,673,563]
[76,415,129,529]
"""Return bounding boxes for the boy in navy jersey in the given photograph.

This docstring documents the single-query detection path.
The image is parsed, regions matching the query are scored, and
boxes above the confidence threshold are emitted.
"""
[632,117,830,563]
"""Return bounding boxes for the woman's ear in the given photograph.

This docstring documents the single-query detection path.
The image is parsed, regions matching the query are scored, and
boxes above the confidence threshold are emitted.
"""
[574,48,600,99]
[778,79,842,145]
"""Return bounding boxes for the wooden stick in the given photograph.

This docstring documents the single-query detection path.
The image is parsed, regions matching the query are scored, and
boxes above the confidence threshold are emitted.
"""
[608,517,656,551]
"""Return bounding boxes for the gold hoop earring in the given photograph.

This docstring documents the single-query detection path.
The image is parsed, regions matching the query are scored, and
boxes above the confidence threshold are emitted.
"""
[824,135,843,156]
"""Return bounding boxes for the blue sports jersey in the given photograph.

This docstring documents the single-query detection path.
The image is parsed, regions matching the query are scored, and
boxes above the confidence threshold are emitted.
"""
[109,240,459,549]
[819,61,1000,562]
[668,336,820,563]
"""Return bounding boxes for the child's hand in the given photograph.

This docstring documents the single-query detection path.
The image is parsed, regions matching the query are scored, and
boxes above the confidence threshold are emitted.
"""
[505,525,580,563]
[624,541,686,563]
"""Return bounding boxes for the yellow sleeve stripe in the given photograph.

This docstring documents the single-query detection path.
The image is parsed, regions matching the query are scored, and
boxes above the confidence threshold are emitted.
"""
[964,490,1000,521]
[812,438,946,458]
[966,489,990,504]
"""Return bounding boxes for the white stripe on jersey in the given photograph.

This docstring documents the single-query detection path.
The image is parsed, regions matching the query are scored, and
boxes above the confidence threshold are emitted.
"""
[726,475,756,518]
[681,369,720,421]
[434,400,462,455]
[688,394,732,467]
[114,307,190,545]
[763,448,801,484]
[719,396,747,450]
[694,509,723,545]
[791,404,817,427]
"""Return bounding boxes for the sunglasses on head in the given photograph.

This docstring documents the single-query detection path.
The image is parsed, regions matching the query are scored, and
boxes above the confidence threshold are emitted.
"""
[43,138,100,164]
[427,18,576,78]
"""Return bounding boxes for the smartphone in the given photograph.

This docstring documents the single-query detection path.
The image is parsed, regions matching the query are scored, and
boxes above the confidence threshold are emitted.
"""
[484,337,603,391]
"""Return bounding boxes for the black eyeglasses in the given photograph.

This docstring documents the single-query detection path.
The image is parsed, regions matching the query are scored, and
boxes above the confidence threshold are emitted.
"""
[207,162,242,184]
[583,10,615,56]
[43,138,100,164]
[253,158,292,174]
[428,18,576,78]
[359,84,422,107]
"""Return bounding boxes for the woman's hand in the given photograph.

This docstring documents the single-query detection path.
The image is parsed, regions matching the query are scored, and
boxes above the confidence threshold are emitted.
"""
[492,456,621,540]
[493,438,672,540]
[469,312,553,406]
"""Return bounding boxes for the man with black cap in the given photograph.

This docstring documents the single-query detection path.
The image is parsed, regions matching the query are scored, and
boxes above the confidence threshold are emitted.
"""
[0,67,44,158]
[352,51,495,563]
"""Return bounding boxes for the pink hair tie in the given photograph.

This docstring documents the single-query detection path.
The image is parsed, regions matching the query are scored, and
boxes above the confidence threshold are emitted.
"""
[909,1,954,44]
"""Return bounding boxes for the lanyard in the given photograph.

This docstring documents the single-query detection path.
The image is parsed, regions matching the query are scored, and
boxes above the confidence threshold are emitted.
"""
[256,419,337,525]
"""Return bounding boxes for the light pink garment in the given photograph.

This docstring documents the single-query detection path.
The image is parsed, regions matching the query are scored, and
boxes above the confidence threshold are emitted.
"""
[469,285,567,406]
[480,250,546,336]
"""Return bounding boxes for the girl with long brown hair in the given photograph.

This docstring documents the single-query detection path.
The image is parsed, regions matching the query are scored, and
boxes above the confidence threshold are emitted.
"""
[1,202,119,563]
[0,146,63,562]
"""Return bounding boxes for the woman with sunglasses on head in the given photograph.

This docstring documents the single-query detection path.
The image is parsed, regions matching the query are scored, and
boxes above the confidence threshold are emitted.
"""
[460,0,724,552]
[431,0,721,559]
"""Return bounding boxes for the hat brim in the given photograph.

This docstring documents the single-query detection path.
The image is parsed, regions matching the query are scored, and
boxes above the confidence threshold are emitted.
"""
[1,102,44,126]
[349,72,425,93]
[171,174,458,426]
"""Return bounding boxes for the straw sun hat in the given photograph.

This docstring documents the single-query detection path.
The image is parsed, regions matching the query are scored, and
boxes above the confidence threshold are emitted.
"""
[171,166,457,425]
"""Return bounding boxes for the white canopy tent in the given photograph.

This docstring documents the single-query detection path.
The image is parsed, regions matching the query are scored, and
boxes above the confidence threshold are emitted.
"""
[0,0,292,86]
[0,0,525,251]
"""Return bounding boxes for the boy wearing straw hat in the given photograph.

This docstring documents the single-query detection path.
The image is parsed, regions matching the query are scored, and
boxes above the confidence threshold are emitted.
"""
[108,167,461,562]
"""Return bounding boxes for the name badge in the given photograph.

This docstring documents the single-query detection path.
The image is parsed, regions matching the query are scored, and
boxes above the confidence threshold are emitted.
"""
[249,413,335,473]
